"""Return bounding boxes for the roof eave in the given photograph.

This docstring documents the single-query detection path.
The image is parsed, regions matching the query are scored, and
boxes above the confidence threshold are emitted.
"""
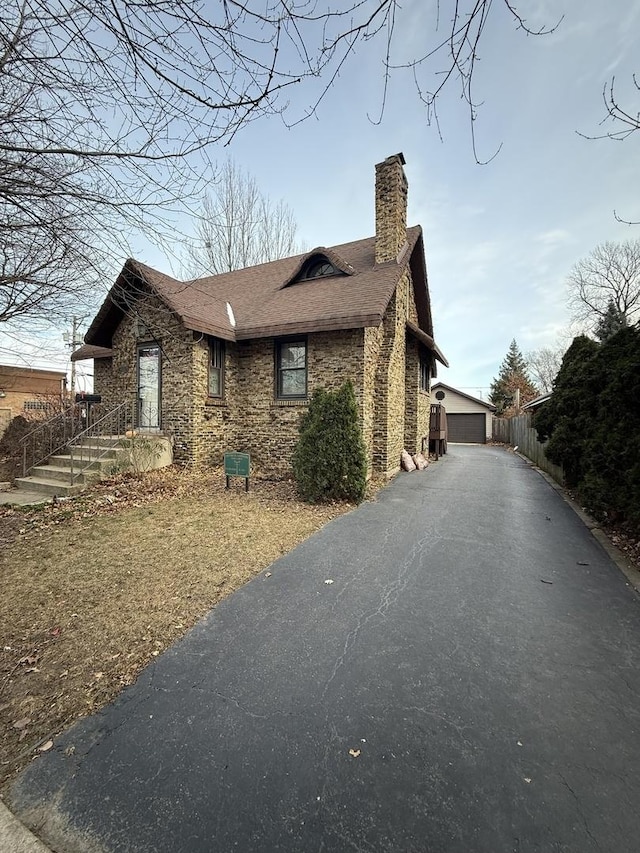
[406,321,449,367]
[235,312,384,341]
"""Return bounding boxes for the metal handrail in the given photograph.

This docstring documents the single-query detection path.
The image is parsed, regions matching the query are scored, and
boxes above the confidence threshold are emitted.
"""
[69,402,135,484]
[21,403,86,477]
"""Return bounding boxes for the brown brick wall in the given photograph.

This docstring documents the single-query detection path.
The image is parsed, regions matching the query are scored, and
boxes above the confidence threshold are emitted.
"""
[0,368,66,425]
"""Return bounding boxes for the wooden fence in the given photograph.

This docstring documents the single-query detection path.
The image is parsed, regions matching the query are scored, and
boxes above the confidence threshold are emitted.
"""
[492,413,564,485]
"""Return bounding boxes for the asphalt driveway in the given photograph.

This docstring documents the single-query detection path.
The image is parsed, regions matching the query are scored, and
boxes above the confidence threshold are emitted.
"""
[8,445,640,852]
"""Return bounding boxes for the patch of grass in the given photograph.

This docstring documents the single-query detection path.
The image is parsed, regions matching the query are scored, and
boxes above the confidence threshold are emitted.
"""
[0,467,351,792]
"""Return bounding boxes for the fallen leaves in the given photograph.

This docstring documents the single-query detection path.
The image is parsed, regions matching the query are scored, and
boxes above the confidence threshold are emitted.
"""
[348,749,361,758]
[0,465,350,792]
[13,717,32,741]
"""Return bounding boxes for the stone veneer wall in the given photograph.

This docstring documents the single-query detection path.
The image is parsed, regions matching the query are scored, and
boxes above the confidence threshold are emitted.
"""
[366,269,430,477]
[375,155,408,264]
[92,277,428,478]
[95,311,368,475]
[190,336,236,467]
[218,329,366,475]
[362,324,384,475]
[403,337,431,453]
[93,359,113,400]
[92,290,197,462]
[369,271,406,477]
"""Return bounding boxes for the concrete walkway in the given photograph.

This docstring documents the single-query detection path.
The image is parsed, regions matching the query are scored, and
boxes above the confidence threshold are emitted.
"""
[6,446,640,852]
[0,489,51,506]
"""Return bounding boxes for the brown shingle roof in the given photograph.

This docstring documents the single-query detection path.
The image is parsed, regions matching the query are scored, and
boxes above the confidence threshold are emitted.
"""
[85,226,443,358]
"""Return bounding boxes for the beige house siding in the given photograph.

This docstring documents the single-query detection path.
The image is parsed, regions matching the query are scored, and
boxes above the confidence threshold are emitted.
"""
[432,386,493,440]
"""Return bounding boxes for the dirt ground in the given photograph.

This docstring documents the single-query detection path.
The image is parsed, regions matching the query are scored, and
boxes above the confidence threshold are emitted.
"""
[0,467,353,794]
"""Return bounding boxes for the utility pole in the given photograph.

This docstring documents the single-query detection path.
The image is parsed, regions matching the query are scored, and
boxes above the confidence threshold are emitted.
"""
[63,316,84,395]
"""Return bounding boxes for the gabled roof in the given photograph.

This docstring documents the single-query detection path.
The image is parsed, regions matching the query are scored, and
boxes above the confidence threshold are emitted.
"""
[431,382,496,411]
[83,226,442,359]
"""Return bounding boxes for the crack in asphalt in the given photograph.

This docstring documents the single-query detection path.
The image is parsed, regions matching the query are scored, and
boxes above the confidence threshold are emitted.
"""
[559,772,603,852]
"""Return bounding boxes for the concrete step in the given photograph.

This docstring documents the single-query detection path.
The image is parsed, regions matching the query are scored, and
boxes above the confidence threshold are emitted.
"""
[14,476,85,497]
[28,464,101,485]
[49,450,122,469]
[72,435,123,449]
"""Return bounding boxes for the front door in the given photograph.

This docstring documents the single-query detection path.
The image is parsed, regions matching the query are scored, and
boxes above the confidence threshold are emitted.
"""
[137,345,161,430]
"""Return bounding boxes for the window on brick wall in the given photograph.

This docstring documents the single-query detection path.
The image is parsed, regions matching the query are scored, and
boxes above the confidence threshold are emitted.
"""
[208,338,224,398]
[276,339,307,399]
[420,353,430,392]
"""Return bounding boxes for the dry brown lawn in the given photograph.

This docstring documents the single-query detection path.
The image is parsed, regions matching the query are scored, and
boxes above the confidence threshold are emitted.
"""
[0,467,352,793]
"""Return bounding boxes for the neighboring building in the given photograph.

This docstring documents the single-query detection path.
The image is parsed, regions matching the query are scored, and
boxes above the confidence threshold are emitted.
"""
[72,154,447,479]
[0,365,67,436]
[430,382,495,443]
[521,393,552,413]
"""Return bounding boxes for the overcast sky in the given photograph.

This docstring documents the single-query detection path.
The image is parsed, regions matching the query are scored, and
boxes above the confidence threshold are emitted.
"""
[4,0,639,396]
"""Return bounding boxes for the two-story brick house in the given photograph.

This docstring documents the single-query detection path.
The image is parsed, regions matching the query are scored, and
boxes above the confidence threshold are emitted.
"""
[72,153,447,478]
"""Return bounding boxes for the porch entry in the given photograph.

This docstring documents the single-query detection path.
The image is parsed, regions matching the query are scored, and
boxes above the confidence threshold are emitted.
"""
[137,344,161,430]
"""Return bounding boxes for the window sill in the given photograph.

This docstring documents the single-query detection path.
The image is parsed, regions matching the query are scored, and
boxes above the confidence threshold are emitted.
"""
[205,397,226,407]
[272,398,308,407]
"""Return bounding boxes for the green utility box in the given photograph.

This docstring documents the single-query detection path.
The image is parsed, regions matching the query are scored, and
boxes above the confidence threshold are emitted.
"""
[224,452,250,491]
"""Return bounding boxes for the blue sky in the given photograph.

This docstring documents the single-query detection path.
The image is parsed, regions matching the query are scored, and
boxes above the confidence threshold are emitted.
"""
[3,0,639,396]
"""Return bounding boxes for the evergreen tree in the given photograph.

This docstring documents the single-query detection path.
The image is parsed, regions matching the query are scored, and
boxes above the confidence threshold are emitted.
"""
[292,381,367,504]
[534,327,640,528]
[595,298,628,342]
[489,339,538,415]
[580,326,640,527]
[533,335,601,486]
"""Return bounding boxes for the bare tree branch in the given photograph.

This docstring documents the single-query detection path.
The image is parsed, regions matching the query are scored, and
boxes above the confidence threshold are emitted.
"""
[183,160,302,276]
[525,346,565,394]
[567,240,640,333]
[1,1,568,324]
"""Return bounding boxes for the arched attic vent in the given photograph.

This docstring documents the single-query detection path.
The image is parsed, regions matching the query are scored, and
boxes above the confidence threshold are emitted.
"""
[282,247,355,288]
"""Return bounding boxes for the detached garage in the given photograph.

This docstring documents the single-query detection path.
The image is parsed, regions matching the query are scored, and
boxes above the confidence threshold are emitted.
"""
[431,382,496,444]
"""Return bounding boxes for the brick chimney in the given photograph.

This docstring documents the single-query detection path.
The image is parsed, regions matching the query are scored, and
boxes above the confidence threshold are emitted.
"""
[375,152,408,264]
